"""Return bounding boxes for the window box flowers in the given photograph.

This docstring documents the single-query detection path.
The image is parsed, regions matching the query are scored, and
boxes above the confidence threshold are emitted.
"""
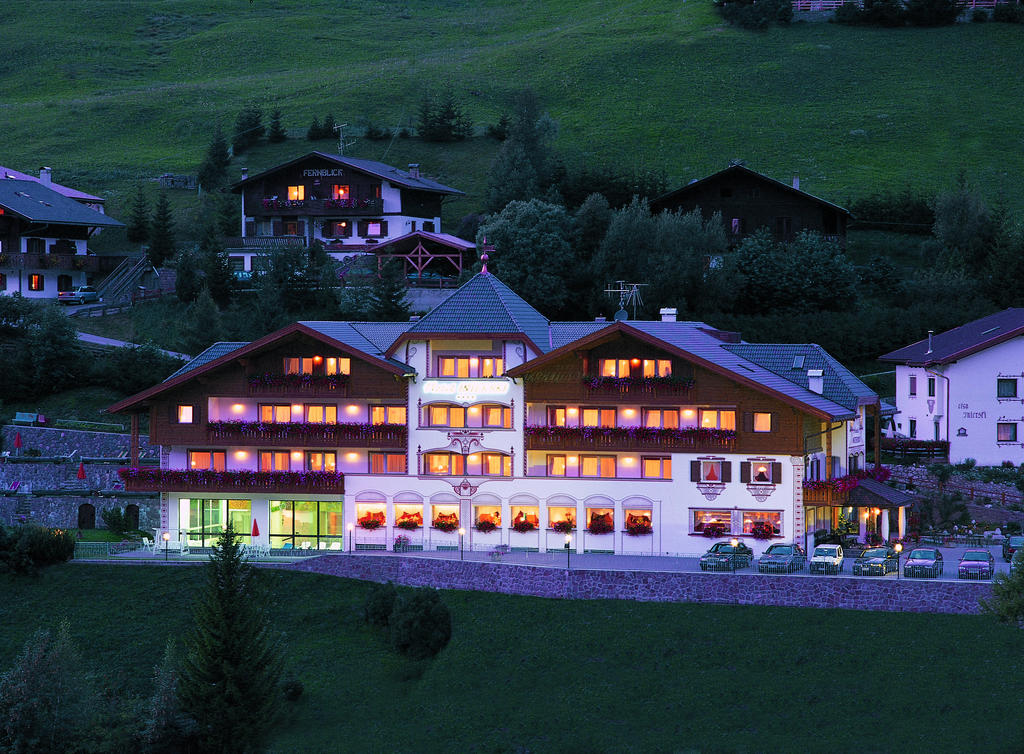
[512,520,536,533]
[432,513,459,533]
[552,520,575,534]
[395,511,422,530]
[625,513,653,536]
[524,424,734,451]
[475,519,498,533]
[587,513,614,535]
[358,511,385,530]
[582,375,695,394]
[246,373,349,393]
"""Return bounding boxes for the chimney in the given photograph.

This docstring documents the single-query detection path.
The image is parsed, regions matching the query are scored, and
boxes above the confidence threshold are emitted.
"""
[241,167,249,180]
[594,316,606,322]
[926,329,934,354]
[408,163,420,179]
[807,369,824,395]
[39,167,52,185]
[409,315,420,322]
[660,307,677,322]
[792,173,799,191]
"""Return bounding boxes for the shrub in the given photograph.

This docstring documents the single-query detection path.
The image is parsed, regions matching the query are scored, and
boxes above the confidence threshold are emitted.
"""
[364,124,391,141]
[101,507,126,535]
[971,8,988,21]
[993,1,1024,21]
[282,679,304,702]
[2,526,75,571]
[903,0,965,25]
[717,0,792,28]
[363,581,398,629]
[833,1,865,23]
[1004,522,1022,536]
[389,588,452,659]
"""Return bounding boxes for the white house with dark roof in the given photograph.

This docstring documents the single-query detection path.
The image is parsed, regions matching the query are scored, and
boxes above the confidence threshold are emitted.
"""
[109,263,904,556]
[880,309,1024,466]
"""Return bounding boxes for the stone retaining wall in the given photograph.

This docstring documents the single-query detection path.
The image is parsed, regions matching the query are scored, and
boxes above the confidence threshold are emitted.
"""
[1,425,157,459]
[294,555,992,614]
[0,494,159,530]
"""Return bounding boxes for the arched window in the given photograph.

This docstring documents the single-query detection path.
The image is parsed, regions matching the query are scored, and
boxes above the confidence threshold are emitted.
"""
[124,504,140,531]
[78,503,96,530]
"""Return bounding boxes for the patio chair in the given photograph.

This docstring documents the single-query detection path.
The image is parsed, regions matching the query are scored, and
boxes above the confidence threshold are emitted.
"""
[328,542,342,551]
[140,537,155,554]
[281,542,294,551]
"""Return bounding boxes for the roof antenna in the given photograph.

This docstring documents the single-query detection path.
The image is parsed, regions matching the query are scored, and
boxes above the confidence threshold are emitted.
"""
[480,237,492,275]
[604,281,646,321]
[926,329,934,354]
[333,123,355,155]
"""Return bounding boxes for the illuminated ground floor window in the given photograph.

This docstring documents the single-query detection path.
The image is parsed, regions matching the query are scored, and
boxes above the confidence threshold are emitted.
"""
[179,498,251,547]
[270,500,344,549]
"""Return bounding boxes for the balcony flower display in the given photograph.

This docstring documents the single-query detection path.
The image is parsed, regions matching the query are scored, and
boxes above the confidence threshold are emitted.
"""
[118,467,344,492]
[247,373,349,391]
[802,466,892,494]
[552,519,575,534]
[358,511,385,530]
[582,375,695,393]
[625,513,653,536]
[207,420,405,442]
[524,425,735,446]
[395,511,422,530]
[588,512,614,535]
[433,512,459,532]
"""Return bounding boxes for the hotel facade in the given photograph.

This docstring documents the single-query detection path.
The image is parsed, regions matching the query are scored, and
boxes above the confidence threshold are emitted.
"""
[110,267,896,556]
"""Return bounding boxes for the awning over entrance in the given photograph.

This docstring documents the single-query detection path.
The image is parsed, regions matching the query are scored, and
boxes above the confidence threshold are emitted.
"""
[847,478,914,509]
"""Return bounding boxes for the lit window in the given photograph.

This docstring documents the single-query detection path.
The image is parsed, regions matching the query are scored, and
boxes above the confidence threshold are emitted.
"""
[177,405,194,424]
[259,404,291,423]
[547,407,567,427]
[753,412,772,433]
[478,405,511,428]
[998,379,1017,398]
[643,409,679,429]
[693,509,731,535]
[283,357,350,375]
[371,405,407,425]
[598,359,670,378]
[427,404,466,428]
[548,506,575,529]
[998,423,1017,443]
[547,455,567,477]
[304,405,337,424]
[305,451,337,472]
[511,505,539,528]
[259,451,290,471]
[742,511,781,537]
[699,409,736,431]
[478,453,512,477]
[424,452,464,476]
[582,408,616,428]
[332,185,349,200]
[701,460,722,482]
[642,457,671,479]
[188,450,226,471]
[748,462,774,483]
[370,452,407,474]
[28,274,44,291]
[580,455,616,478]
[367,221,382,236]
[287,185,305,201]
[438,356,503,378]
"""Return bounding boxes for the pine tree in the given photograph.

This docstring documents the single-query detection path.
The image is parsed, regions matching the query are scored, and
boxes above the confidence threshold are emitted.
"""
[367,258,411,320]
[267,109,287,143]
[198,224,235,308]
[232,101,264,155]
[175,247,202,304]
[322,113,337,143]
[141,640,191,753]
[306,117,322,141]
[181,288,224,355]
[198,125,231,191]
[126,185,151,245]
[148,192,176,267]
[177,526,282,754]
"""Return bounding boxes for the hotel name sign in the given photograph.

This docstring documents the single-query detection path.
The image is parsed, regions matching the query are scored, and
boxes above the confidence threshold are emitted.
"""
[422,379,512,404]
[303,169,346,177]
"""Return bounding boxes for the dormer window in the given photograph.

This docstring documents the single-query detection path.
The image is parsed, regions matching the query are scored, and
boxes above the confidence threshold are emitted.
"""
[438,356,504,378]
[598,359,671,378]
[287,185,305,201]
[283,356,350,376]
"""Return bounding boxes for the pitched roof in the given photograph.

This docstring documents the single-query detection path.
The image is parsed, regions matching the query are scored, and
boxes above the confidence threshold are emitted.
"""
[300,321,412,372]
[0,166,103,202]
[232,152,464,196]
[652,163,851,216]
[0,180,123,227]
[848,478,914,509]
[878,309,1024,366]
[165,342,249,381]
[390,272,552,355]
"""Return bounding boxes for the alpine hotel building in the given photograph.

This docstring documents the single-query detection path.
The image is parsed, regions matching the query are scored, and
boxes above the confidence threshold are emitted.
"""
[110,265,889,555]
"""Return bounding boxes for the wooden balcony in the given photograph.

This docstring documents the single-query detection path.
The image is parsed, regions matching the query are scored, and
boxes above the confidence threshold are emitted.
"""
[582,376,694,398]
[802,485,850,505]
[247,374,349,397]
[257,197,383,216]
[207,421,406,448]
[119,468,345,495]
[0,252,100,272]
[524,425,735,453]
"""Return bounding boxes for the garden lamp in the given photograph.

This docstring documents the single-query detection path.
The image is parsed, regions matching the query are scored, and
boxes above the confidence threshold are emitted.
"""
[162,531,170,562]
[565,533,572,570]
[347,523,354,554]
[895,542,903,580]
[459,527,465,560]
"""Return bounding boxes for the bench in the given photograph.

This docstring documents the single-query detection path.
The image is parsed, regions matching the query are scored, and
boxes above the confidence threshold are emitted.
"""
[12,412,37,425]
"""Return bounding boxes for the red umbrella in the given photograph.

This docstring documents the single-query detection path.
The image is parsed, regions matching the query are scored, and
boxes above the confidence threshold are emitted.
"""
[251,519,260,538]
[13,432,21,449]
[77,462,86,480]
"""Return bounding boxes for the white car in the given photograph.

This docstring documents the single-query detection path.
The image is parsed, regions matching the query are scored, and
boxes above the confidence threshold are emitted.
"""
[809,544,844,574]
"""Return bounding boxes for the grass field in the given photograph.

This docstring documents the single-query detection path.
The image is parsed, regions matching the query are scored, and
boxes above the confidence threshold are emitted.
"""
[1,564,1022,752]
[4,0,1024,232]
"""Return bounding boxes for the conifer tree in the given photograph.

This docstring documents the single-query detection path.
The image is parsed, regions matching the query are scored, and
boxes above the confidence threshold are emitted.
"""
[148,192,176,267]
[306,117,323,141]
[232,101,264,155]
[126,185,151,245]
[267,109,287,143]
[181,288,224,355]
[177,526,282,753]
[198,125,231,191]
[322,113,338,143]
[367,258,411,320]
[141,639,190,753]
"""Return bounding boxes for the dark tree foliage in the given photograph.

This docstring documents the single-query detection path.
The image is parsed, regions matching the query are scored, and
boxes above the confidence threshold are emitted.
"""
[141,640,192,754]
[485,113,510,140]
[716,0,792,28]
[175,246,202,304]
[903,0,965,25]
[417,91,473,142]
[198,125,231,191]
[267,109,287,143]
[557,165,668,210]
[388,588,452,659]
[197,222,235,308]
[322,113,338,142]
[126,185,151,244]
[178,526,282,754]
[148,192,176,267]
[849,189,934,233]
[363,581,399,628]
[485,89,558,211]
[232,101,265,155]
[306,116,323,141]
[181,288,225,356]
[367,259,411,320]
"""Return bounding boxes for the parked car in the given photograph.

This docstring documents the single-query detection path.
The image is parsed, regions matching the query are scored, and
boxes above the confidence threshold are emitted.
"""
[699,540,754,572]
[1002,535,1024,562]
[809,544,844,574]
[57,286,99,305]
[903,548,944,578]
[958,550,995,580]
[757,543,806,573]
[852,546,899,576]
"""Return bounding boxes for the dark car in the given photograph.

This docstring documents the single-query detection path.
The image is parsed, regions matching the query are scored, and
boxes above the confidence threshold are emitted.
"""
[699,541,754,572]
[1002,535,1024,562]
[958,549,995,580]
[903,548,944,578]
[757,543,806,574]
[852,546,899,576]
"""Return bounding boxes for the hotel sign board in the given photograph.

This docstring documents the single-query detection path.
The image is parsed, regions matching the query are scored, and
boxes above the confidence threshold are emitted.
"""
[422,379,511,404]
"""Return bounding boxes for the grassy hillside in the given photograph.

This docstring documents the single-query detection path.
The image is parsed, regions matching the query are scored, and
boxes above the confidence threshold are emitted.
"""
[4,0,1024,226]
[2,564,1023,751]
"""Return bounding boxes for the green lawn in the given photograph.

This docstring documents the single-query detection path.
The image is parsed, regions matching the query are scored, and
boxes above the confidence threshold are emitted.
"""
[4,387,129,429]
[3,0,1024,235]
[1,564,1021,752]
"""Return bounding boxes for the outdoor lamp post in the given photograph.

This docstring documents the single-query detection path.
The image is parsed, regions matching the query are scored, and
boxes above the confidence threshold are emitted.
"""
[565,534,572,570]
[162,531,170,562]
[459,527,465,560]
[347,523,354,554]
[895,542,903,580]
[730,537,739,573]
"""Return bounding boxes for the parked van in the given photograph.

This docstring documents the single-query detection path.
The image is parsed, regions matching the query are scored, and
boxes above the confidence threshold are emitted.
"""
[809,544,844,574]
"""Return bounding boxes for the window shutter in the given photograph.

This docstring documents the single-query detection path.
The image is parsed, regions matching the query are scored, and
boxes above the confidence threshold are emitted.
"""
[357,220,368,237]
[742,412,753,433]
[296,220,305,236]
[721,462,732,483]
[740,462,750,483]
[772,462,783,483]
[272,220,283,236]
[768,412,776,432]
[830,455,840,477]
[244,220,255,236]
[379,220,388,236]
[690,460,700,481]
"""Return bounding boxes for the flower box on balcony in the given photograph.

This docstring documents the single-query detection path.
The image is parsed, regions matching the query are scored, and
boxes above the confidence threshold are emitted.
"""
[582,376,694,395]
[247,373,349,396]
[118,467,345,494]
[207,420,406,447]
[523,424,735,452]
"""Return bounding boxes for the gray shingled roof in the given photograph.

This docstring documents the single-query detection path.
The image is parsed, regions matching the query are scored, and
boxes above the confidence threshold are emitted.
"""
[300,321,413,372]
[878,308,1024,366]
[404,273,552,352]
[550,321,617,350]
[0,166,103,202]
[350,322,413,352]
[165,342,248,381]
[0,180,123,227]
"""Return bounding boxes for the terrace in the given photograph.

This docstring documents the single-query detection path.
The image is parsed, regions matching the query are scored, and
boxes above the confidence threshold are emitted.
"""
[207,421,406,448]
[119,468,345,495]
[524,425,735,453]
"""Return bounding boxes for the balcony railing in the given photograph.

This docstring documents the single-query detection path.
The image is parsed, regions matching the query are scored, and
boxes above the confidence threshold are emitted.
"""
[0,252,100,272]
[119,467,345,494]
[524,425,735,452]
[207,421,406,448]
[802,468,892,505]
[259,197,383,215]
[582,376,694,397]
[247,374,349,397]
